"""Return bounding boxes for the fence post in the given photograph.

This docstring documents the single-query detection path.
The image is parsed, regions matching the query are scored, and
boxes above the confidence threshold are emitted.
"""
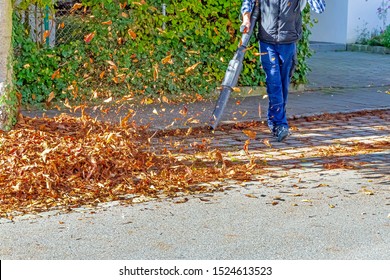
[44,5,50,47]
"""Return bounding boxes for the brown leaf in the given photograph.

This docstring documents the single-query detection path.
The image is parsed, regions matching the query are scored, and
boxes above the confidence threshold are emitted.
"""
[161,55,173,65]
[103,97,113,103]
[51,69,60,80]
[106,60,117,71]
[84,32,95,43]
[64,98,72,109]
[263,139,272,148]
[162,96,169,103]
[243,139,250,154]
[128,29,137,40]
[185,62,201,74]
[43,30,50,40]
[70,3,83,13]
[243,130,257,139]
[179,105,188,116]
[153,64,159,81]
[47,92,55,103]
[120,109,135,127]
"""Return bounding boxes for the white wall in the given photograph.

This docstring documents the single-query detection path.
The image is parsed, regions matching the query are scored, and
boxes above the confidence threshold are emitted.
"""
[309,0,388,44]
[309,0,349,44]
[347,0,389,43]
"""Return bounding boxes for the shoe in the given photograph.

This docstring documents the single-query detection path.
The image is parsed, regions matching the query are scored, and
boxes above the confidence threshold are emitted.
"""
[275,126,289,142]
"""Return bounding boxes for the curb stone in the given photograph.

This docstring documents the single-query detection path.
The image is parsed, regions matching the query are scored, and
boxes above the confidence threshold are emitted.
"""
[347,44,390,54]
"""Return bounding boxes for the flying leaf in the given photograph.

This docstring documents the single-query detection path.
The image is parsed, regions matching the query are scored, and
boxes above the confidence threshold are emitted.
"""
[243,130,257,139]
[84,32,95,43]
[185,62,201,73]
[70,3,83,13]
[162,96,169,103]
[161,55,173,65]
[120,109,135,127]
[133,1,146,5]
[128,29,137,40]
[51,69,60,80]
[243,139,250,154]
[153,64,159,81]
[195,93,203,101]
[64,98,72,109]
[47,92,55,103]
[263,139,272,148]
[43,30,50,40]
[106,60,118,71]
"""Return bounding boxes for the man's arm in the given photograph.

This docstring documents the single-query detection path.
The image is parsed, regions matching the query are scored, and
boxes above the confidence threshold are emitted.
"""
[240,0,255,33]
[308,0,326,13]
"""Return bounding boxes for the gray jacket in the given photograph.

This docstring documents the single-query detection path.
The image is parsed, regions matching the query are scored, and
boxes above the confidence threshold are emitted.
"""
[242,0,306,44]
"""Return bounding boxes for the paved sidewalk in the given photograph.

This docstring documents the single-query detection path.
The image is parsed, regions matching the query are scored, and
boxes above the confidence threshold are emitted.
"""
[3,50,389,260]
[1,109,389,259]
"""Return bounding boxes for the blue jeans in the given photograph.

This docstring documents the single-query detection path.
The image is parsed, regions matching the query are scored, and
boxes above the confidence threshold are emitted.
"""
[259,42,296,132]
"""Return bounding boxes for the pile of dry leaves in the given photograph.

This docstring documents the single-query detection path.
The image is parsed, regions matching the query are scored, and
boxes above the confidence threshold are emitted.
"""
[0,114,228,218]
[1,109,388,219]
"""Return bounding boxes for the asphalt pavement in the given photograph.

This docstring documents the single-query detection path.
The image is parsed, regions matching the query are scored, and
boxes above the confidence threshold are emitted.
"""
[2,48,390,260]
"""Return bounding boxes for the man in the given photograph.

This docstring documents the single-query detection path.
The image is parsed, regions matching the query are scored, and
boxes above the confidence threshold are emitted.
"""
[241,0,325,142]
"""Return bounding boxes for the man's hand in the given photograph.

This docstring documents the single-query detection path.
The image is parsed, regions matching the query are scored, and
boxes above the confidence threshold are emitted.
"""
[240,12,251,33]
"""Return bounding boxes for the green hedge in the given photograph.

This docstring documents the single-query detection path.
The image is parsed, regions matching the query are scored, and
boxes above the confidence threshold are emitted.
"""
[13,0,313,105]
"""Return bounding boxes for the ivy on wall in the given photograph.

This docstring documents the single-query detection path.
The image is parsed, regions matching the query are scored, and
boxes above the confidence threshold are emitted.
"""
[12,0,313,105]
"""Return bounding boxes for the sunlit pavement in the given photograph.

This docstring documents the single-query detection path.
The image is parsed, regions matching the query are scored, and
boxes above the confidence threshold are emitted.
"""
[3,50,390,259]
[1,109,389,259]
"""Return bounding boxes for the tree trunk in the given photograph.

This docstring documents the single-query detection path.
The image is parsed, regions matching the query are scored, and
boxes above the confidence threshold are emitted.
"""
[0,0,16,131]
